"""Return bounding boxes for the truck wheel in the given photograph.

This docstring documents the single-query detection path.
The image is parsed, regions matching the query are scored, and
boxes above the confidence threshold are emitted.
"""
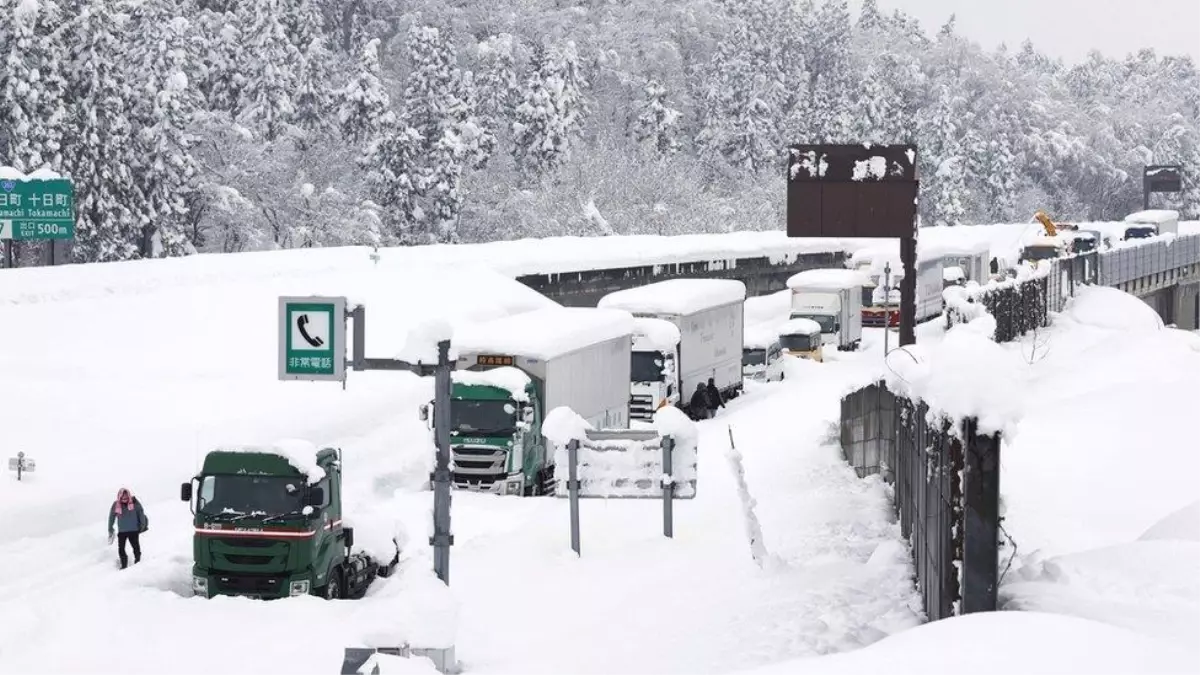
[320,567,343,600]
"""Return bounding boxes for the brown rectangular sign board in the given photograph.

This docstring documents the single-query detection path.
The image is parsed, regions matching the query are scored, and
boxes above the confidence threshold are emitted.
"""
[787,143,919,239]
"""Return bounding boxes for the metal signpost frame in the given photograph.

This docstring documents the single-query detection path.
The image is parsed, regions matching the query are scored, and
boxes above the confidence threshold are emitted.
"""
[1143,164,1183,211]
[786,143,920,346]
[8,451,35,481]
[0,176,76,268]
[563,430,689,557]
[276,298,456,587]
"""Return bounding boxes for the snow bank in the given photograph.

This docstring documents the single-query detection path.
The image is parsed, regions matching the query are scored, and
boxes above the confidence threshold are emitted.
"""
[999,283,1200,558]
[740,611,1197,675]
[450,366,531,401]
[542,406,594,447]
[883,315,1027,435]
[215,438,328,484]
[631,317,681,352]
[787,268,869,290]
[597,278,747,315]
[1139,500,1200,542]
[395,318,455,364]
[1001,540,1200,651]
[1064,284,1164,330]
[652,405,697,450]
[354,567,459,650]
[777,317,822,336]
[453,307,634,360]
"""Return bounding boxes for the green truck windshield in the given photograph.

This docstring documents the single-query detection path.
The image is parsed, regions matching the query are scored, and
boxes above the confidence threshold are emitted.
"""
[198,474,307,517]
[451,399,518,435]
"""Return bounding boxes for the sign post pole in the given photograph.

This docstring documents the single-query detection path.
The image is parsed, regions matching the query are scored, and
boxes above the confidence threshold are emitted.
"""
[568,439,581,557]
[662,436,674,539]
[786,144,921,345]
[278,299,456,583]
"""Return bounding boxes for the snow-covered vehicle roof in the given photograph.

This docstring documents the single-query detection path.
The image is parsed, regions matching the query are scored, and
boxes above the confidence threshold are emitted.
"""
[454,307,634,360]
[598,278,747,315]
[743,322,782,350]
[631,317,681,351]
[787,268,869,290]
[778,318,822,336]
[452,366,532,401]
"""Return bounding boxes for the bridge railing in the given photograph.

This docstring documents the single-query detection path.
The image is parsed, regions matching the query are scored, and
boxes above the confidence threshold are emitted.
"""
[840,381,1001,621]
[1097,233,1200,286]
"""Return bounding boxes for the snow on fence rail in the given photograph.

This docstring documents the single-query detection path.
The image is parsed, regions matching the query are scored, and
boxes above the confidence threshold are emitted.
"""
[839,381,1001,622]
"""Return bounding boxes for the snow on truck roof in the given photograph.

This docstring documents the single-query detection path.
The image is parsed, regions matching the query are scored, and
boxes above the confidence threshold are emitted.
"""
[632,317,681,351]
[454,306,634,360]
[743,322,781,349]
[786,268,869,290]
[598,278,747,315]
[778,318,822,336]
[452,366,532,401]
[1124,209,1178,224]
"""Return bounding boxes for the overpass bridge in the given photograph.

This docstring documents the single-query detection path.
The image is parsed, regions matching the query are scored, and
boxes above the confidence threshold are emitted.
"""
[516,231,1200,330]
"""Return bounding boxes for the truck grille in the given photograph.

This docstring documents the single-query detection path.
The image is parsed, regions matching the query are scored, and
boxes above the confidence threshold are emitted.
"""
[630,394,656,421]
[213,572,285,596]
[451,445,506,488]
[209,537,290,572]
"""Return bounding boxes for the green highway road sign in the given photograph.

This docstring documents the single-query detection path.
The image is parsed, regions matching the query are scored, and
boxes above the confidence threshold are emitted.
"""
[0,177,75,241]
[278,296,347,382]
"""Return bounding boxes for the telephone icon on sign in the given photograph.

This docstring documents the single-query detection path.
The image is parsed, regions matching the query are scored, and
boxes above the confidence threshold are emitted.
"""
[297,314,325,348]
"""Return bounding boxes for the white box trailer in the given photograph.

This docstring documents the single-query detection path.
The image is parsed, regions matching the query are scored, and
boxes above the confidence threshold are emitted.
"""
[786,269,865,350]
[448,307,635,494]
[599,278,746,408]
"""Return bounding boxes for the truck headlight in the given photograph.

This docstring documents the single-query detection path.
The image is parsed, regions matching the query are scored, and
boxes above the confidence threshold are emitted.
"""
[192,575,208,596]
[289,580,310,596]
[506,480,522,495]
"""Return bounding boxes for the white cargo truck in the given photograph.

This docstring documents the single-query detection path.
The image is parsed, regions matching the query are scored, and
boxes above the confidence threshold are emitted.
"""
[598,278,746,415]
[742,322,785,382]
[625,317,682,421]
[443,307,635,495]
[786,269,865,351]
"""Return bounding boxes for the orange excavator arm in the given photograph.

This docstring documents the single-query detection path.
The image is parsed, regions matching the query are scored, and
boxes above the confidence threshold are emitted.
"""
[1034,210,1058,237]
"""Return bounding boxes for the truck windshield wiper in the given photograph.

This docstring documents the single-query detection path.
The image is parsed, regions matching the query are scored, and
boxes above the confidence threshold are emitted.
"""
[260,510,306,525]
[208,510,253,522]
[459,427,515,436]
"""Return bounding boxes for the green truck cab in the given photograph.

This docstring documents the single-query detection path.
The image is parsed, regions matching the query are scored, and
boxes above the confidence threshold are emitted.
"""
[180,444,398,600]
[423,366,550,497]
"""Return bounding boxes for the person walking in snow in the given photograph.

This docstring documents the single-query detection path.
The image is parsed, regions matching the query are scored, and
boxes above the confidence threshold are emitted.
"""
[108,487,148,569]
[705,377,725,417]
[688,383,710,421]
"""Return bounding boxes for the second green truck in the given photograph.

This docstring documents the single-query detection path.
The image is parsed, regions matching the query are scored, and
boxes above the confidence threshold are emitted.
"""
[422,307,635,496]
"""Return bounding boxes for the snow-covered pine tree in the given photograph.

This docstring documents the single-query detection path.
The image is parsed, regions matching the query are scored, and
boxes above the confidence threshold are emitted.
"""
[633,80,682,159]
[337,38,391,146]
[919,84,969,227]
[293,34,335,142]
[194,9,247,117]
[125,5,202,257]
[511,39,590,185]
[235,0,301,142]
[695,20,782,175]
[63,0,143,262]
[402,24,494,242]
[0,0,69,172]
[476,33,520,141]
[361,114,425,245]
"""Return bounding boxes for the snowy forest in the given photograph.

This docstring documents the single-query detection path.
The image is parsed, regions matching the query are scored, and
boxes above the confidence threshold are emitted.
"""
[1,0,1199,264]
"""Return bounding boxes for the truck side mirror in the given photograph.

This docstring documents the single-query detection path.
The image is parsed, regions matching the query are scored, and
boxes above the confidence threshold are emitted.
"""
[343,527,354,549]
[418,404,429,422]
[180,482,192,502]
[305,487,325,506]
[522,407,534,423]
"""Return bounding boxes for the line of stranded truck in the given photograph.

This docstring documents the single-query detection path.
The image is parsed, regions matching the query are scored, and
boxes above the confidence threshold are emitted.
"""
[598,278,746,422]
[181,441,399,599]
[786,269,864,351]
[421,307,635,496]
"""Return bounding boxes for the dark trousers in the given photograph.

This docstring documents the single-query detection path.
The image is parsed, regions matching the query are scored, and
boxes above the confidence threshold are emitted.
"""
[117,532,141,568]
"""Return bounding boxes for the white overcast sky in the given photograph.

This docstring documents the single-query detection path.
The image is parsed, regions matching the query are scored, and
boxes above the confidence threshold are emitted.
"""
[852,0,1200,64]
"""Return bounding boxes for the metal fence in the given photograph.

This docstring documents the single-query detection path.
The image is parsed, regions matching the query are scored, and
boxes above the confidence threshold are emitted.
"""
[840,381,1001,622]
[944,251,1101,343]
